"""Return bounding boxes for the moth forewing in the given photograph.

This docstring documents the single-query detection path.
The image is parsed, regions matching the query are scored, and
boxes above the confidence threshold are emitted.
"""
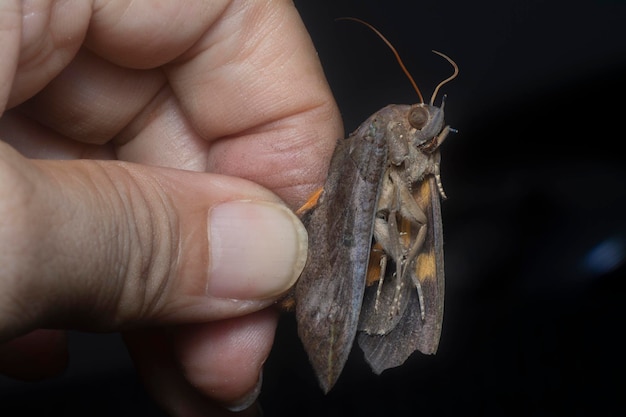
[295,115,389,393]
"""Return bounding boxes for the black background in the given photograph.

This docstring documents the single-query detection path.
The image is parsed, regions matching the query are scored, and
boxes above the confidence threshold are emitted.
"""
[3,1,626,416]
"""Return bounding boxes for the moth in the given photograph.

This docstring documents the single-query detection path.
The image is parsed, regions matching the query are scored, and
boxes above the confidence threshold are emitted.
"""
[292,18,458,393]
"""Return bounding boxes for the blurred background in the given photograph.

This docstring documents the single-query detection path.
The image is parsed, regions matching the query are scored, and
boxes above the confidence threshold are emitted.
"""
[3,0,625,416]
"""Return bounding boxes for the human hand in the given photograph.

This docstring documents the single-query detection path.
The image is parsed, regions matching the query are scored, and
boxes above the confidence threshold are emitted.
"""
[0,1,342,415]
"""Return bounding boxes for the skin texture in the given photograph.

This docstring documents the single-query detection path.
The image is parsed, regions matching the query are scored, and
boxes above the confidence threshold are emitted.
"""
[0,0,342,415]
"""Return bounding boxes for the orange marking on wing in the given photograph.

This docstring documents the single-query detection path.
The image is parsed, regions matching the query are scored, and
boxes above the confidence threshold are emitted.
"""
[414,178,433,208]
[413,179,436,282]
[296,187,324,216]
[366,242,384,286]
[416,250,437,283]
[280,295,296,311]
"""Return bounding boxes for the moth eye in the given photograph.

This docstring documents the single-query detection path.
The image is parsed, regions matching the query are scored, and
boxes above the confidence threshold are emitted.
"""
[408,107,429,129]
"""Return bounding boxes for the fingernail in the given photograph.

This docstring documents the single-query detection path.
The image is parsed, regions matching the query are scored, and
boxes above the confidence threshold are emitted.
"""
[208,200,307,300]
[224,370,263,412]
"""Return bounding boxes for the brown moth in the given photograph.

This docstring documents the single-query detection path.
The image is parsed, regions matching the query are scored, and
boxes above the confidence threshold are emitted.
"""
[293,18,458,393]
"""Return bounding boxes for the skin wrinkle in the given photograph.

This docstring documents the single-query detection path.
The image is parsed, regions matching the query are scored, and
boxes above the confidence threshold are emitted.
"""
[12,1,90,108]
[20,48,167,144]
[205,104,335,205]
[112,83,172,147]
[199,53,338,197]
[34,160,132,329]
[140,177,180,322]
[226,3,288,77]
[0,110,116,160]
[102,163,178,326]
[88,1,230,68]
[61,162,129,327]
[168,2,325,141]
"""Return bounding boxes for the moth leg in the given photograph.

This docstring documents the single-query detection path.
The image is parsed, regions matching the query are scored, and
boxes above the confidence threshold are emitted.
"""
[431,128,450,199]
[373,253,388,312]
[405,224,428,320]
[431,151,447,199]
[387,207,408,316]
[435,172,446,200]
[373,172,408,315]
[373,217,393,263]
[373,171,404,262]
[373,205,405,314]
[390,170,431,319]
[389,171,427,227]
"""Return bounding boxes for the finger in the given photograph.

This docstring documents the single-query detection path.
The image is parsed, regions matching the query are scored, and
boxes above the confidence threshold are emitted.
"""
[173,309,278,410]
[0,111,116,160]
[126,309,277,413]
[0,0,21,111]
[5,1,222,108]
[0,141,307,341]
[86,0,230,68]
[4,0,92,108]
[164,0,342,204]
[17,48,166,145]
[6,0,342,207]
[124,328,261,417]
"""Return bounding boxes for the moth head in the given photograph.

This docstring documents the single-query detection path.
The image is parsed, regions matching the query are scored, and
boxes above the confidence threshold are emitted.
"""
[407,102,445,148]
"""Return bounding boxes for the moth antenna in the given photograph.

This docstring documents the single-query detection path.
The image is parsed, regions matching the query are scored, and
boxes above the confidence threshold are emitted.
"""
[429,50,459,105]
[337,17,424,104]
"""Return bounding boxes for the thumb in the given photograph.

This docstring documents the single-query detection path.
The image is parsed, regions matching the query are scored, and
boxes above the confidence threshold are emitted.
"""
[0,141,307,340]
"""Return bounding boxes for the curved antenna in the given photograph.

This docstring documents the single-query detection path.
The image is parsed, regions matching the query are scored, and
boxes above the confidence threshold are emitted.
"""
[337,17,424,104]
[429,50,459,105]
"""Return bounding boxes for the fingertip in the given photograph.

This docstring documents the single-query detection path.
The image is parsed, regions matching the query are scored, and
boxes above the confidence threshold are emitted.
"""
[173,308,278,407]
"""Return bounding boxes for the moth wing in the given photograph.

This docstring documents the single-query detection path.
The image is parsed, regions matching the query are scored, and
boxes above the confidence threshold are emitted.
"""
[358,176,445,374]
[295,128,388,392]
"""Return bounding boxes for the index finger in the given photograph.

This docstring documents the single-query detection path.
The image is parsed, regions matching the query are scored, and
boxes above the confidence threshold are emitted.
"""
[170,1,343,206]
[88,0,343,206]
